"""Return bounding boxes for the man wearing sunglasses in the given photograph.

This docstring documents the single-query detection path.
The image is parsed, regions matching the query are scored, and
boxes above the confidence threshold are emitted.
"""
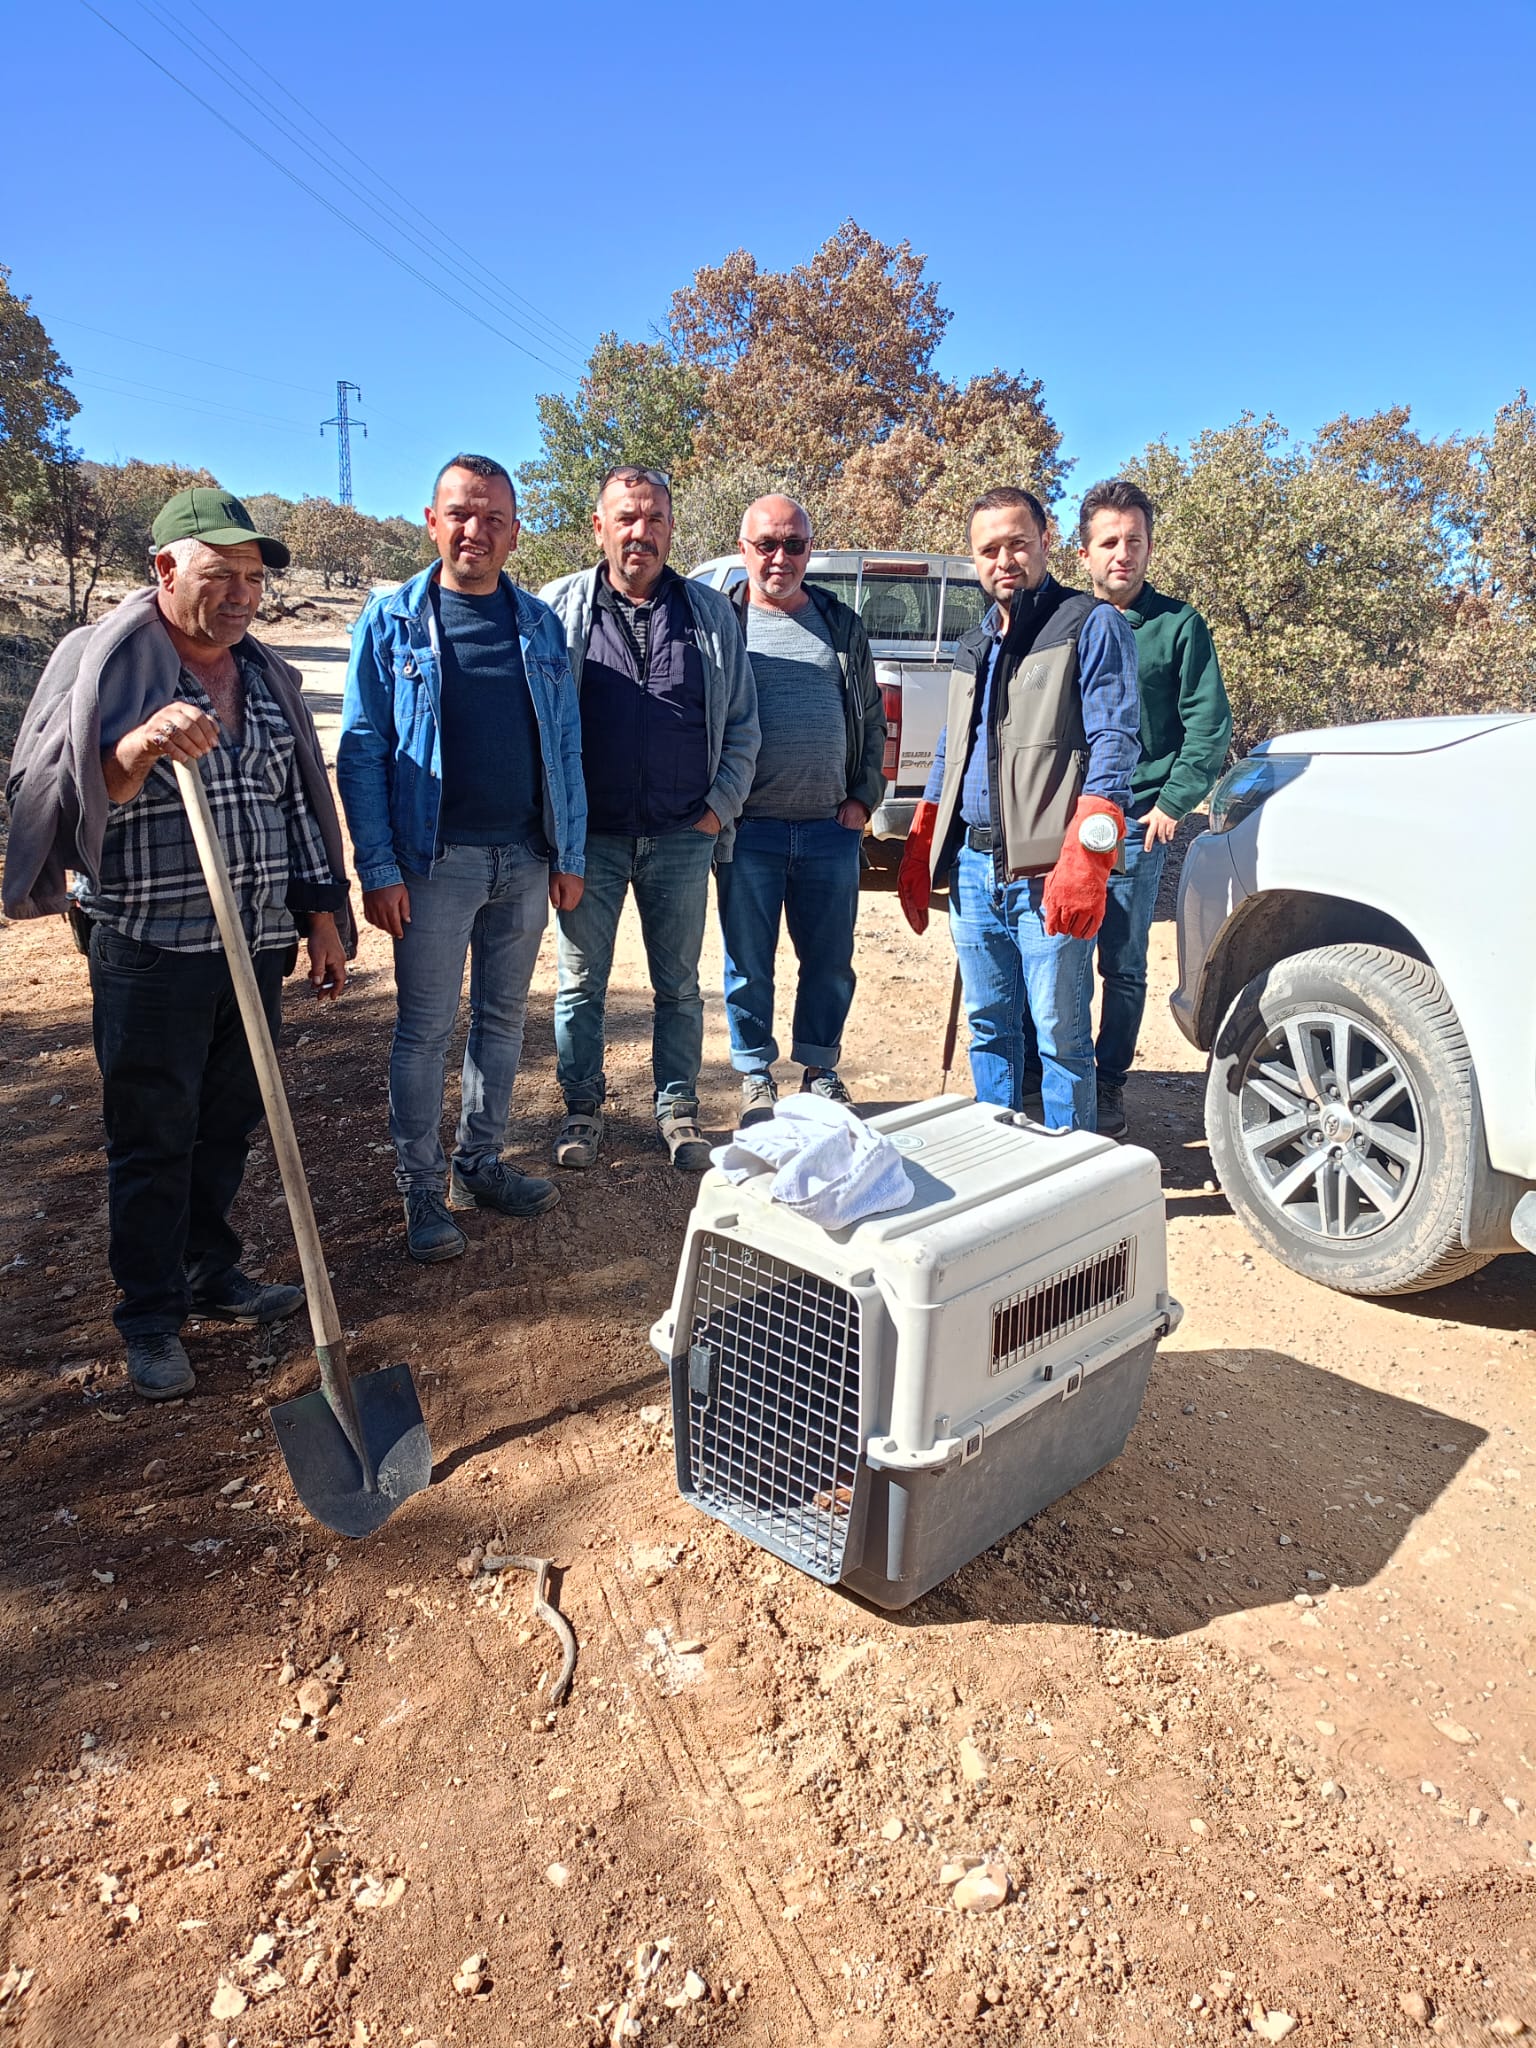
[720,495,886,1124]
[541,467,759,1170]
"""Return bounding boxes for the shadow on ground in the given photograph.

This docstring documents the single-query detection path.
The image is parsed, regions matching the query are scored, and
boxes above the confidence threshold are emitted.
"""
[880,1345,1484,1638]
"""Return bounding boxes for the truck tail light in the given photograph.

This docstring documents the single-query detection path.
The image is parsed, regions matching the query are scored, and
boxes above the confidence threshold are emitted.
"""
[881,681,902,781]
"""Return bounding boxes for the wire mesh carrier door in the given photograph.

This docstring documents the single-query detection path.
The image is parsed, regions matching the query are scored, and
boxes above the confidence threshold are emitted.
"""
[676,1232,868,1583]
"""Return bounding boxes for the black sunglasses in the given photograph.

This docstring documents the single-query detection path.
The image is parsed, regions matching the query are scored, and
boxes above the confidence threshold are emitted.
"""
[744,534,810,558]
[599,465,671,497]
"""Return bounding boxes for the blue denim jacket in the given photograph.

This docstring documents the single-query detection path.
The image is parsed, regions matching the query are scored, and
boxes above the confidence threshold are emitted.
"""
[338,566,586,890]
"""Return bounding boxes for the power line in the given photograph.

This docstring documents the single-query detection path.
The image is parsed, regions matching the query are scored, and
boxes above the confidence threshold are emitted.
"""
[71,364,316,431]
[78,1,581,380]
[127,0,588,372]
[52,316,326,397]
[71,374,315,437]
[175,0,586,357]
[54,316,412,434]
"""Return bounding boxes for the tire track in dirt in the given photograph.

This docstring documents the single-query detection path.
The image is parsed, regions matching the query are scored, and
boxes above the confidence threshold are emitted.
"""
[594,1563,839,2039]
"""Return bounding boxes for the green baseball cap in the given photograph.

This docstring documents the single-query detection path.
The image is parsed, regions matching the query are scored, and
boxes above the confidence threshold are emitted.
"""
[151,486,290,570]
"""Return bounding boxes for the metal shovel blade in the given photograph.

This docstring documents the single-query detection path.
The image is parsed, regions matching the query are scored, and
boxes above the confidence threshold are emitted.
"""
[269,1363,431,1539]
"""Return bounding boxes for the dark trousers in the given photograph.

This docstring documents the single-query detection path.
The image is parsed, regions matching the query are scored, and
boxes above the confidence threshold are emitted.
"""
[88,923,284,1338]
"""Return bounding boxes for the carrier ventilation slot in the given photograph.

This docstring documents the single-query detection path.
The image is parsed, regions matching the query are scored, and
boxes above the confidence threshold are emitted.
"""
[683,1233,862,1583]
[990,1237,1135,1377]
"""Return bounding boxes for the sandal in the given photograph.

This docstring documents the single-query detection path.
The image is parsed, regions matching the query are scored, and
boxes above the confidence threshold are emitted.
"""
[657,1106,711,1172]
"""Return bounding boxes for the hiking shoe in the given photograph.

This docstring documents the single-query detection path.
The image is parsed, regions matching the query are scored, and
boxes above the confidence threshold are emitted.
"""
[657,1104,711,1172]
[740,1071,778,1128]
[126,1333,195,1401]
[449,1159,561,1218]
[190,1270,305,1326]
[801,1068,853,1105]
[553,1103,603,1171]
[404,1188,467,1264]
[1096,1081,1128,1140]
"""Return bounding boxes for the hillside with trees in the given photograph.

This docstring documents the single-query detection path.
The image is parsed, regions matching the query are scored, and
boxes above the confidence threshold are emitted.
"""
[3,232,1534,762]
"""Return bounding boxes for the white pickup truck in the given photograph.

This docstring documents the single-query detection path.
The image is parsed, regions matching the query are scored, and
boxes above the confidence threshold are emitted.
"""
[689,550,987,873]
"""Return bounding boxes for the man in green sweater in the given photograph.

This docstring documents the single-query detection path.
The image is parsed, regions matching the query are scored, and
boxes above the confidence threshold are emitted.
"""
[1075,478,1232,1136]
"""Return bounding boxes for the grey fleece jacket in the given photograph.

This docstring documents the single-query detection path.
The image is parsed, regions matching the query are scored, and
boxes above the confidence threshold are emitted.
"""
[539,565,760,858]
[3,586,355,952]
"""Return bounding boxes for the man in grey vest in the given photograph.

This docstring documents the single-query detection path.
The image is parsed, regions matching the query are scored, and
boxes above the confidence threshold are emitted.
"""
[721,494,886,1123]
[897,487,1140,1129]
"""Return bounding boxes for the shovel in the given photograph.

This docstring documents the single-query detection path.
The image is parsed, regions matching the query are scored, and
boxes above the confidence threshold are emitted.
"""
[174,757,431,1537]
[939,961,964,1093]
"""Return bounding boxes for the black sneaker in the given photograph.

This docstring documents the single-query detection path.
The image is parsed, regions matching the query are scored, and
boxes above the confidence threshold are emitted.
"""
[1096,1081,1128,1140]
[740,1071,778,1127]
[449,1159,561,1218]
[126,1333,195,1401]
[404,1188,467,1263]
[190,1271,305,1326]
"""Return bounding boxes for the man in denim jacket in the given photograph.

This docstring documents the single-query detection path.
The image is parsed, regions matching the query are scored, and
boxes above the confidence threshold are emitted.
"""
[338,455,585,1263]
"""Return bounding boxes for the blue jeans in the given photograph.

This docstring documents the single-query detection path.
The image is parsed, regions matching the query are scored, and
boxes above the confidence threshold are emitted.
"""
[1094,832,1168,1090]
[89,923,287,1337]
[947,840,1096,1129]
[716,815,862,1073]
[389,843,549,1191]
[554,828,717,1113]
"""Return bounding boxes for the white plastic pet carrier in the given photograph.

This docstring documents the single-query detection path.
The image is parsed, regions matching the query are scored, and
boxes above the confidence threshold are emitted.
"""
[650,1095,1181,1607]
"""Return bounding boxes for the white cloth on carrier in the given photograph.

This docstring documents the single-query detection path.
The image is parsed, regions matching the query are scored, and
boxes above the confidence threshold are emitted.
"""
[710,1093,914,1228]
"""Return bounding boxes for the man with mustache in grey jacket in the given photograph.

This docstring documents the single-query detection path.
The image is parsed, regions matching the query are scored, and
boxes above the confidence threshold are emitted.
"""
[541,466,759,1172]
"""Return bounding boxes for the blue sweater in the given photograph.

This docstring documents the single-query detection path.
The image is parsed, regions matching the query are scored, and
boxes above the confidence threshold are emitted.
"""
[433,581,546,851]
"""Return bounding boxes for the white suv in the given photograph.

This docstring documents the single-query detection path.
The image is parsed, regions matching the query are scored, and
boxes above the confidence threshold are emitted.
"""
[1172,714,1536,1295]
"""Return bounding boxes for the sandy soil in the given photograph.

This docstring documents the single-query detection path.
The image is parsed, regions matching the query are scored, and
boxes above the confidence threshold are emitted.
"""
[1,634,1533,2048]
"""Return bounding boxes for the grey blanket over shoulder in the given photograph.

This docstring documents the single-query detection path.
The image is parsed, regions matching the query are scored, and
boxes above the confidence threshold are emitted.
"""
[3,585,356,952]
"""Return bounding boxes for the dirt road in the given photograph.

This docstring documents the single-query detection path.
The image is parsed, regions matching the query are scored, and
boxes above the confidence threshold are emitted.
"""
[1,635,1533,2047]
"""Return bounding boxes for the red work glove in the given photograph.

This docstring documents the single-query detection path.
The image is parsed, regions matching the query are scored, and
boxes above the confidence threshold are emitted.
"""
[1042,794,1125,940]
[897,801,939,934]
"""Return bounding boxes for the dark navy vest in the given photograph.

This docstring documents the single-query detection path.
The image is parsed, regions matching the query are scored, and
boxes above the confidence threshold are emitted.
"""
[580,571,710,836]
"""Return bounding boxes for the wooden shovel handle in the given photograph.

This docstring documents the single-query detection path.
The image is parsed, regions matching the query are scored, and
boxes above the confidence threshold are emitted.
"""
[940,960,964,1091]
[173,758,344,1355]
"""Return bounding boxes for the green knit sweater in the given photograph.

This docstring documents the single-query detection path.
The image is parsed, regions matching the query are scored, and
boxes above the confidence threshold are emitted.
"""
[1121,583,1233,822]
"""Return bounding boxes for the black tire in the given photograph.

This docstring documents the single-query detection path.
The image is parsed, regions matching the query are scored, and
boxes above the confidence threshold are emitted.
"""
[859,837,904,891]
[1205,943,1493,1297]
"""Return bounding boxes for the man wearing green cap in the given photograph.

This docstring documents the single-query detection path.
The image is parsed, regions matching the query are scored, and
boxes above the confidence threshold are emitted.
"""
[5,487,354,1402]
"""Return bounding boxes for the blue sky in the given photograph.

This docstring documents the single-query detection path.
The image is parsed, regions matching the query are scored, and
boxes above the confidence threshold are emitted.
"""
[6,0,1533,524]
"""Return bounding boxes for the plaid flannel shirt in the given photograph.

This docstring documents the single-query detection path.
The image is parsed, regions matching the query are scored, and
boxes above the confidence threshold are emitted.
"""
[82,656,338,953]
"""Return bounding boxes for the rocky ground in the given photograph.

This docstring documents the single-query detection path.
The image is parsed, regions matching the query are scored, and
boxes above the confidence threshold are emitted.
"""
[1,636,1533,2048]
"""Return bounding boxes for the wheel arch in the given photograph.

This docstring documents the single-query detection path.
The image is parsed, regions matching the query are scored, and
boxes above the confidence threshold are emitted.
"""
[1193,891,1431,1053]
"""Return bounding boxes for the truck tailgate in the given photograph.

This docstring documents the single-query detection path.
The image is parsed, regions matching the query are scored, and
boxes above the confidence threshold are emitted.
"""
[885,660,948,797]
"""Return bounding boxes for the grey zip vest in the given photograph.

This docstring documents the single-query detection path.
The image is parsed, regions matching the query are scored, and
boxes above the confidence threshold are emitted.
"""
[931,582,1104,882]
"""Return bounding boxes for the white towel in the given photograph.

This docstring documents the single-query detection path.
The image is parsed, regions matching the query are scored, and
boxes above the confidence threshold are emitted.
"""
[710,1094,914,1228]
